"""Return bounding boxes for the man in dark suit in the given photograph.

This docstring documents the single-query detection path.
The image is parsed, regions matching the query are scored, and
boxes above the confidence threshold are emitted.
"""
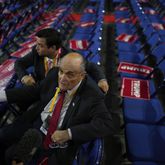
[14,28,109,93]
[0,52,114,165]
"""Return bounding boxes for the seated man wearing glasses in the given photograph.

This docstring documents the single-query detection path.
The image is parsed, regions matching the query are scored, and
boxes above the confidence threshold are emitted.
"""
[0,52,114,165]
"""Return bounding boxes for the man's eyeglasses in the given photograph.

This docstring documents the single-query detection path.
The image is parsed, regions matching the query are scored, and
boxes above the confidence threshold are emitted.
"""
[49,142,68,149]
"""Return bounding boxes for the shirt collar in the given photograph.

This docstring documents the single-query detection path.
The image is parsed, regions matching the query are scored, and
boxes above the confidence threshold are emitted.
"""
[45,57,54,62]
[67,80,82,97]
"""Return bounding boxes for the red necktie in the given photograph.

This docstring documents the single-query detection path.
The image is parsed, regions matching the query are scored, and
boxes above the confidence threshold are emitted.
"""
[43,91,65,149]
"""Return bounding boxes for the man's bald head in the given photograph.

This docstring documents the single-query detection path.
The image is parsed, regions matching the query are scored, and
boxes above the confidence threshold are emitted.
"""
[60,52,86,73]
[58,52,86,90]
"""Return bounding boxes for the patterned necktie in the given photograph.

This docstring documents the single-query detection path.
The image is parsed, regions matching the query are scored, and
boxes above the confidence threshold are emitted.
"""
[43,91,65,149]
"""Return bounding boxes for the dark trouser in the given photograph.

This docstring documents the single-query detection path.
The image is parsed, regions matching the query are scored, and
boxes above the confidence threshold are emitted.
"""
[0,117,44,165]
[0,101,78,165]
[0,119,32,164]
[31,144,78,165]
[0,102,43,165]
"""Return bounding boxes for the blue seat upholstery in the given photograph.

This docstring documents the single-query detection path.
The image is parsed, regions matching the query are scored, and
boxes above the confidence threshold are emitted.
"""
[126,123,165,162]
[133,161,165,165]
[73,138,104,165]
[123,98,165,124]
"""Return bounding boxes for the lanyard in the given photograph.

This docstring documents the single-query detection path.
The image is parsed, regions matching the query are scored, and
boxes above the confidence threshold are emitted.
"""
[49,87,61,113]
[44,48,61,76]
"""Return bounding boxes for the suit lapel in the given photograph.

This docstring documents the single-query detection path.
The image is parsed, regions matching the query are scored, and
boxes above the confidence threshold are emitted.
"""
[61,78,86,128]
[61,94,81,128]
[39,57,45,79]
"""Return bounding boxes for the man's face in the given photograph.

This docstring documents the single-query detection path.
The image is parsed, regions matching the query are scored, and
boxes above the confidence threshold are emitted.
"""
[35,37,56,58]
[58,59,85,91]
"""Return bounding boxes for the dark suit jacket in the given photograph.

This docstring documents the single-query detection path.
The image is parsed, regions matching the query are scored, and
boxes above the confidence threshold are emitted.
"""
[6,67,114,164]
[14,46,105,83]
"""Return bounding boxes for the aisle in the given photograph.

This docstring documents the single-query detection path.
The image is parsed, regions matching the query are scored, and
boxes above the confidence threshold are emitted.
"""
[102,0,132,164]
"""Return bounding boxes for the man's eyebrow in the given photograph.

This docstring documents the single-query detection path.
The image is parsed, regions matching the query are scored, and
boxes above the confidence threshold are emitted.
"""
[59,68,76,74]
[67,71,75,74]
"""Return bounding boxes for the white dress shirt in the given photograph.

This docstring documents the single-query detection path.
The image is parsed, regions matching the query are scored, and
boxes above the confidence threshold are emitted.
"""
[0,90,7,102]
[40,81,81,137]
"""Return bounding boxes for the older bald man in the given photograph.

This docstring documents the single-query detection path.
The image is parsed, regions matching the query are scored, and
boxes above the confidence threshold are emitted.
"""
[0,52,114,165]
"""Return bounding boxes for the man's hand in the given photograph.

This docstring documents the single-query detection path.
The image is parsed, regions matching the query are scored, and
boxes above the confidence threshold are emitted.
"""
[51,130,70,144]
[12,160,24,165]
[98,79,109,93]
[21,75,36,86]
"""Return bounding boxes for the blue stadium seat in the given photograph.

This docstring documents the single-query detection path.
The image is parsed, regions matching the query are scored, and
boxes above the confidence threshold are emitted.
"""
[73,138,104,165]
[126,123,165,162]
[133,161,165,165]
[123,98,165,124]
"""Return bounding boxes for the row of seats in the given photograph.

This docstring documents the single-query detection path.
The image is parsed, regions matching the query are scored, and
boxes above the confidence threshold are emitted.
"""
[69,0,105,65]
[114,0,165,164]
[0,0,48,56]
[11,5,75,58]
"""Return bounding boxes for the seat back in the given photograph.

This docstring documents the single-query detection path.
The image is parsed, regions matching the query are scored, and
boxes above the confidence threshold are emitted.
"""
[126,123,165,162]
[73,138,104,165]
[133,161,165,165]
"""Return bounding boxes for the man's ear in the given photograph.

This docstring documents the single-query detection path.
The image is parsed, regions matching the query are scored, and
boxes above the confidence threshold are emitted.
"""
[81,71,86,79]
